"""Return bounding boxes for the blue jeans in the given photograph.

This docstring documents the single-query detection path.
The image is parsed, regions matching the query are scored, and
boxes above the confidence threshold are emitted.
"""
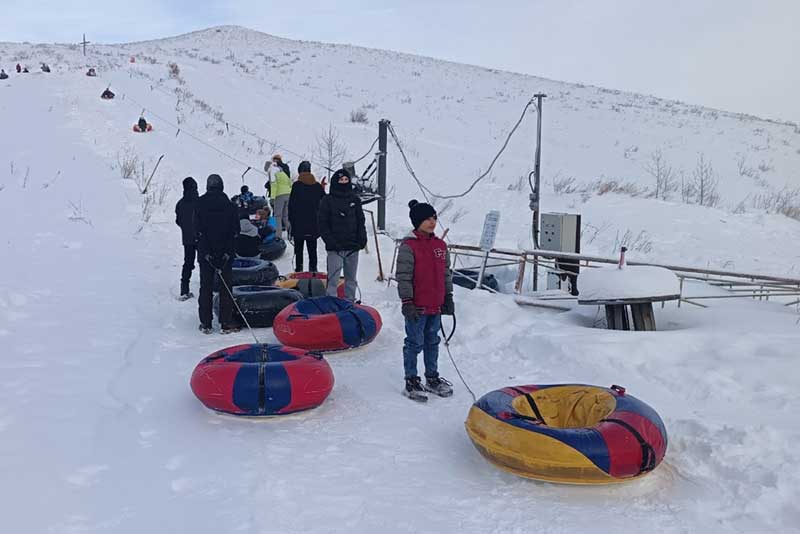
[403,314,441,379]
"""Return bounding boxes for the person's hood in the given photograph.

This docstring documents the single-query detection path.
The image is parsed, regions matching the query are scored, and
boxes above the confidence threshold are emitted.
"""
[297,172,317,185]
[239,219,258,237]
[182,177,198,199]
[206,173,224,192]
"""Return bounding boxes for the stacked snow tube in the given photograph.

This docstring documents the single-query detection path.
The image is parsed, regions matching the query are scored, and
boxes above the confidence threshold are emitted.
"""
[273,296,382,352]
[213,286,303,327]
[465,384,667,484]
[214,257,279,292]
[453,269,499,291]
[191,343,334,416]
[259,237,287,261]
[277,272,328,298]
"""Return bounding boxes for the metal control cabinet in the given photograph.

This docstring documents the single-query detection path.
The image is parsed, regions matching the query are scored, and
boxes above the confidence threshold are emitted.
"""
[541,213,581,292]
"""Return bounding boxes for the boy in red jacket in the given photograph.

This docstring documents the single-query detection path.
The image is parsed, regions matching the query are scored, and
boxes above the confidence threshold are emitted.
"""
[396,200,454,401]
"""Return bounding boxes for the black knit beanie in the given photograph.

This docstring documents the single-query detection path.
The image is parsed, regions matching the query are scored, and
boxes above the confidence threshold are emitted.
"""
[408,199,436,229]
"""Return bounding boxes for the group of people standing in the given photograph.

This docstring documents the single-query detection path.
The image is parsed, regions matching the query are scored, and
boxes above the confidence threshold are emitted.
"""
[174,159,455,400]
[175,157,368,331]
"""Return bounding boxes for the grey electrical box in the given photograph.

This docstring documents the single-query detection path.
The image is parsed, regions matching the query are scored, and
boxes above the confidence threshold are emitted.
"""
[541,213,581,294]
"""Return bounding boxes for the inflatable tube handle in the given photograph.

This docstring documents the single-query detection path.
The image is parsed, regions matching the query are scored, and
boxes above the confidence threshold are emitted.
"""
[610,384,626,396]
[286,313,309,321]
[308,351,325,361]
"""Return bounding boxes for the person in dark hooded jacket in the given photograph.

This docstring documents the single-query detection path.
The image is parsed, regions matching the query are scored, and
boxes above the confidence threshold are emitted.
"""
[194,174,240,334]
[288,160,325,272]
[317,168,367,300]
[175,177,199,300]
[235,215,262,258]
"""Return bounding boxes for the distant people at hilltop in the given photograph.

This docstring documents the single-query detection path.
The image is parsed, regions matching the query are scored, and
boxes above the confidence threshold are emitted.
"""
[86,67,97,77]
[15,64,21,73]
[101,88,115,99]
[0,69,8,80]
[40,63,51,73]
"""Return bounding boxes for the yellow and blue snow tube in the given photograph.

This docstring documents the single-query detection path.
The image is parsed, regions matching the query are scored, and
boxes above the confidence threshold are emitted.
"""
[465,384,667,484]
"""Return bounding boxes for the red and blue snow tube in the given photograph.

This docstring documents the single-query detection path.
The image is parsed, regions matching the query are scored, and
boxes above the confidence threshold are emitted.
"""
[273,296,382,352]
[190,344,334,416]
[465,384,667,484]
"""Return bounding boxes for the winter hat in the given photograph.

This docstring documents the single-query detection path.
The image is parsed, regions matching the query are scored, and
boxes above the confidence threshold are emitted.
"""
[272,154,283,163]
[330,168,352,193]
[206,173,224,192]
[239,219,259,238]
[298,160,312,174]
[408,199,436,230]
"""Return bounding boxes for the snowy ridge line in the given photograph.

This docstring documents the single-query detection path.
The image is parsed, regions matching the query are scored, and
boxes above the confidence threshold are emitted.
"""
[447,243,800,286]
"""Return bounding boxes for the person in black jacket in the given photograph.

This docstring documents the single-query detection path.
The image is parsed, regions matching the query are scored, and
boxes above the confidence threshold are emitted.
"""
[175,177,198,300]
[317,168,367,300]
[235,215,262,258]
[194,174,241,334]
[288,160,325,272]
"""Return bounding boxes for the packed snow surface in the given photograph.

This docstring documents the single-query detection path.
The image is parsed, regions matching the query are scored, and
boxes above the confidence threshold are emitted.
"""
[579,266,680,301]
[1,26,799,534]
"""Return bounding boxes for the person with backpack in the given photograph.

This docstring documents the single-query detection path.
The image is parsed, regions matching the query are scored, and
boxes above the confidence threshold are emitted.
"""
[288,161,325,272]
[194,174,240,335]
[317,168,367,301]
[395,200,455,401]
[175,177,199,300]
[266,155,292,238]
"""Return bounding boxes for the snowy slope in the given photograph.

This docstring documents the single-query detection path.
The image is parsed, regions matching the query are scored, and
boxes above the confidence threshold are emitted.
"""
[1,27,799,534]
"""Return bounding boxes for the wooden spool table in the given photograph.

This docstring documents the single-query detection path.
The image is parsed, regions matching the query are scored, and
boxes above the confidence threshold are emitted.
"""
[578,294,679,331]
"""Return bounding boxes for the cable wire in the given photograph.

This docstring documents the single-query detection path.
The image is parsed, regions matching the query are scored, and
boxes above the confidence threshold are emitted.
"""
[388,98,537,200]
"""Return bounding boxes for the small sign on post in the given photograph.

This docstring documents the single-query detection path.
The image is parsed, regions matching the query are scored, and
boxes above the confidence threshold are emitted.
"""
[476,210,500,290]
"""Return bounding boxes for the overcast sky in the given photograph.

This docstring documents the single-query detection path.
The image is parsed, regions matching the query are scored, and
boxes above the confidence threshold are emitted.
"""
[5,0,799,123]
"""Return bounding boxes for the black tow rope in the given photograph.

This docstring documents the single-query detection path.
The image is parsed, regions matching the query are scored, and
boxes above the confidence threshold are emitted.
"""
[440,313,477,402]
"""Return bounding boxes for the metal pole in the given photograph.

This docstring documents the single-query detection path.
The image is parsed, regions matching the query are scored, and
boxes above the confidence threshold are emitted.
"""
[531,93,546,291]
[377,119,389,230]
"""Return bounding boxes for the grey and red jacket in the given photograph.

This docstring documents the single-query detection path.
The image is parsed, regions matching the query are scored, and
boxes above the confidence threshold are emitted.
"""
[396,230,453,315]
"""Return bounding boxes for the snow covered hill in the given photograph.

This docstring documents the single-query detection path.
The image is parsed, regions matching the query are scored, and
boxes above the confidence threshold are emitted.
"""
[1,26,799,533]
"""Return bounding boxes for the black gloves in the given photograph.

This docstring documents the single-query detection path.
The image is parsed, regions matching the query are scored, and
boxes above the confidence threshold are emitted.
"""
[440,293,454,316]
[402,302,420,321]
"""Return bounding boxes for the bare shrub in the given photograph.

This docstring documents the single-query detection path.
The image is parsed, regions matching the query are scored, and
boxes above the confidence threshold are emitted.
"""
[312,124,348,181]
[167,61,180,78]
[643,150,676,200]
[583,178,647,197]
[117,147,140,180]
[552,174,578,195]
[507,174,527,191]
[752,187,800,220]
[612,229,653,254]
[349,109,369,124]
[691,153,720,207]
[736,154,759,179]
[67,200,93,227]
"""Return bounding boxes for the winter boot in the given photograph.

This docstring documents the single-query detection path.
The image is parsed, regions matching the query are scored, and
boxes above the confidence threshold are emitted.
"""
[178,291,195,301]
[424,375,454,398]
[221,324,242,335]
[199,324,212,335]
[403,376,428,402]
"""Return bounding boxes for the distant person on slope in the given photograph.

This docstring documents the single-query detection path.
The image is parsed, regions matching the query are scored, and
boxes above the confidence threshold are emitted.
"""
[317,168,367,301]
[266,155,292,238]
[137,116,148,132]
[288,160,324,273]
[235,215,262,258]
[0,69,8,80]
[101,88,115,99]
[194,174,240,335]
[175,176,199,300]
[395,200,454,401]
[16,63,21,73]
[40,63,50,73]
